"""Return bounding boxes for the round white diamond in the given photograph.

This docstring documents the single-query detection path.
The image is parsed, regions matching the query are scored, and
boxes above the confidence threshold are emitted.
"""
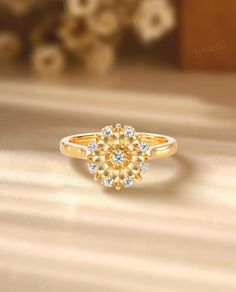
[140,162,149,173]
[88,142,98,152]
[139,142,149,152]
[102,125,113,137]
[113,151,124,164]
[124,126,134,137]
[88,162,98,173]
[103,177,113,187]
[124,177,133,187]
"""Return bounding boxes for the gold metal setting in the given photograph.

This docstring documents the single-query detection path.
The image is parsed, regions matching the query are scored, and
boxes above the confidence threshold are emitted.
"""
[60,124,177,190]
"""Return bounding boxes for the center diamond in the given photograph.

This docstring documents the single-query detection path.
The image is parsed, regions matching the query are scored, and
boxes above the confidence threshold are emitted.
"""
[112,150,124,164]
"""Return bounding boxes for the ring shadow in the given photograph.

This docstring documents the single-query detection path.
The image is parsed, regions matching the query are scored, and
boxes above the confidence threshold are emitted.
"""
[71,154,196,201]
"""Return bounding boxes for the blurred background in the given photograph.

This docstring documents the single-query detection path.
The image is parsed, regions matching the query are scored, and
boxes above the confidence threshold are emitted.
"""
[0,1,236,292]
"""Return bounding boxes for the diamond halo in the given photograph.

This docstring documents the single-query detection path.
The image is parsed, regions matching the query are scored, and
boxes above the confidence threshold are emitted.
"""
[87,124,151,190]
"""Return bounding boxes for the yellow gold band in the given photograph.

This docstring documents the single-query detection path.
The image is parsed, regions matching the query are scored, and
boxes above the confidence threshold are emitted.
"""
[60,132,177,160]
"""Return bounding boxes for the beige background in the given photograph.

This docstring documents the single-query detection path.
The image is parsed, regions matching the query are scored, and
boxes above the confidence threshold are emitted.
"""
[0,68,236,292]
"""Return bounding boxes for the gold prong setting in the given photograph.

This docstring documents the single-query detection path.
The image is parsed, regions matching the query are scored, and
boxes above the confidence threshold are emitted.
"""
[87,124,151,190]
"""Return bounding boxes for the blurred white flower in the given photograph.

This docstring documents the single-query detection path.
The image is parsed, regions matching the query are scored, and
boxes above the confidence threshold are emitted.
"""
[133,0,175,43]
[88,9,119,37]
[66,0,98,17]
[58,16,93,50]
[32,44,66,75]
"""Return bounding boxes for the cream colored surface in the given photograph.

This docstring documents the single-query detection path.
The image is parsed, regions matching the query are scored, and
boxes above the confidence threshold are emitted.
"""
[0,69,236,292]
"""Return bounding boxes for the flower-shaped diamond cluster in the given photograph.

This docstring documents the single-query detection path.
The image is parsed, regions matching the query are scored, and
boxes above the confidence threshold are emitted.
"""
[87,124,150,190]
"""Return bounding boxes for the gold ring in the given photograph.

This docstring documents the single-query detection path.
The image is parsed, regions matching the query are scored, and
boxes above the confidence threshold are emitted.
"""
[60,124,177,190]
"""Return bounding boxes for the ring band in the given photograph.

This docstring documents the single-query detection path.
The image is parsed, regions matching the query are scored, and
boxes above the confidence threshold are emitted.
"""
[60,133,177,160]
[60,124,177,190]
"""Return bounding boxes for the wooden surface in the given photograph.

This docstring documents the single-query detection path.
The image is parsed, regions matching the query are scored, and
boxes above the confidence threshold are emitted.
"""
[0,68,236,292]
[179,0,236,70]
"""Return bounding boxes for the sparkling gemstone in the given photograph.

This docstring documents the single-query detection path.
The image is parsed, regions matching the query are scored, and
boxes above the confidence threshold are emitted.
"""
[124,126,134,137]
[88,162,98,173]
[140,162,149,173]
[102,125,113,137]
[124,177,133,187]
[88,142,98,152]
[139,142,149,152]
[113,151,124,164]
[103,177,113,187]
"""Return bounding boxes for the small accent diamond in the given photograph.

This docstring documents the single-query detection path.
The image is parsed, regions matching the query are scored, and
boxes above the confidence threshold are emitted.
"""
[88,142,98,152]
[139,142,149,152]
[124,176,133,187]
[102,125,113,137]
[103,177,113,187]
[88,162,98,173]
[124,126,134,137]
[140,162,149,173]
